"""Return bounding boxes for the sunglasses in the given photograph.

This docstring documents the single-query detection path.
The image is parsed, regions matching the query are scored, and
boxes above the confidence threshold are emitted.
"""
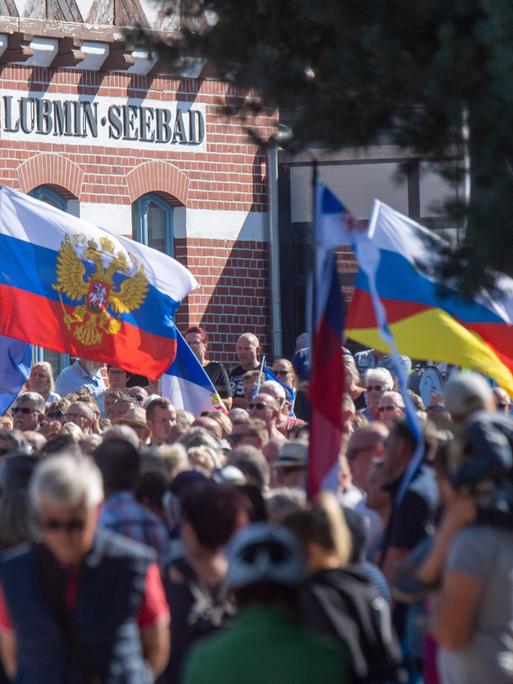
[248,402,268,410]
[378,405,400,412]
[273,369,289,377]
[12,407,38,415]
[366,384,384,392]
[133,395,145,402]
[41,518,86,532]
[46,411,64,419]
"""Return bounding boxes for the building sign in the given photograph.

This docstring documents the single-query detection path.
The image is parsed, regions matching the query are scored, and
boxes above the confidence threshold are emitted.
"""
[0,91,206,151]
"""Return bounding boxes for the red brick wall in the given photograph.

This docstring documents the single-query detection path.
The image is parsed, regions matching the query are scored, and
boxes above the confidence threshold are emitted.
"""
[0,65,276,364]
[175,238,270,367]
[0,67,275,211]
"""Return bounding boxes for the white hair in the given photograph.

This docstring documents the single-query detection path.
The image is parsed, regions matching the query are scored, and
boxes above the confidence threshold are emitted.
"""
[176,409,194,429]
[365,367,393,390]
[380,390,405,408]
[30,454,104,512]
[261,380,286,404]
[143,394,161,408]
[102,425,139,449]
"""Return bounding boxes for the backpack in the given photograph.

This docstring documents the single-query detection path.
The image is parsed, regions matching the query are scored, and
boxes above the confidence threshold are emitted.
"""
[302,567,406,683]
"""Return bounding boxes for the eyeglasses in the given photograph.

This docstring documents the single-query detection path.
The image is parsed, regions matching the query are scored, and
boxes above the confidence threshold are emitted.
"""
[378,405,400,412]
[66,412,88,420]
[40,518,86,532]
[273,369,289,377]
[366,384,384,392]
[47,411,64,419]
[248,402,268,410]
[133,395,145,402]
[12,407,38,415]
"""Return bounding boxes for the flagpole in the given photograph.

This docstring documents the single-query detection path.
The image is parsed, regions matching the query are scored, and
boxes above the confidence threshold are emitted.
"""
[255,355,266,395]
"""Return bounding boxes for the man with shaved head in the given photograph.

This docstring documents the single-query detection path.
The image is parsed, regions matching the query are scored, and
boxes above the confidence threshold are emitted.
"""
[229,333,265,408]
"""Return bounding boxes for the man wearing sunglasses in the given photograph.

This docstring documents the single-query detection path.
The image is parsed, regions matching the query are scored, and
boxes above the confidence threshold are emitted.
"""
[12,392,45,432]
[0,454,170,682]
[247,394,283,441]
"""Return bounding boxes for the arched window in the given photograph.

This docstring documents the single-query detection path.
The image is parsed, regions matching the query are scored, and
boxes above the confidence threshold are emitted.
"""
[30,185,68,211]
[132,194,174,256]
[29,186,73,377]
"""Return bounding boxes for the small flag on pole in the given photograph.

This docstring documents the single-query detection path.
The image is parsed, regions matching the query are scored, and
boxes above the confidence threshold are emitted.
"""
[161,330,227,415]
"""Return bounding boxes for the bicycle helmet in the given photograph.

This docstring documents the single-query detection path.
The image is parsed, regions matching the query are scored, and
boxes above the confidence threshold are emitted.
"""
[227,523,305,589]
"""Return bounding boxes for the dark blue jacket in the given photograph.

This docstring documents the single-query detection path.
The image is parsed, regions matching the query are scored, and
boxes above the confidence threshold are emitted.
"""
[1,528,155,684]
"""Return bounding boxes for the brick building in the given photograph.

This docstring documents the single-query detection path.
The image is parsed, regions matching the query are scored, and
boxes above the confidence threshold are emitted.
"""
[0,3,276,372]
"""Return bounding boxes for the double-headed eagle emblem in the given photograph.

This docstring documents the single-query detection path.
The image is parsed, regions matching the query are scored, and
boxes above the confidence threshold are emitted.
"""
[53,233,149,346]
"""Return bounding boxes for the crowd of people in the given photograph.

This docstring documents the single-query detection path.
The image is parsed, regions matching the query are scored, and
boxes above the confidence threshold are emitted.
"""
[0,327,510,683]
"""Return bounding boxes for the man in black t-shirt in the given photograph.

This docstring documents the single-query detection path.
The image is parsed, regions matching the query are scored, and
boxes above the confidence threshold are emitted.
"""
[229,333,264,408]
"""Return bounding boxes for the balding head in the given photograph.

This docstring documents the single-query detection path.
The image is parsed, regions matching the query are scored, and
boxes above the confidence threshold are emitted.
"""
[445,372,494,422]
[261,380,286,407]
[347,422,389,491]
[236,333,261,370]
[192,416,223,441]
[248,392,280,430]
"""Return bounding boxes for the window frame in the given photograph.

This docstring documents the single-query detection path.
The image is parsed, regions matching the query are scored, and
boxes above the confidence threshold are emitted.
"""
[133,193,174,257]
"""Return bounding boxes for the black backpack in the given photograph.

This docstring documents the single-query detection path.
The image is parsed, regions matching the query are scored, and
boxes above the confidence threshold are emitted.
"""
[301,567,406,683]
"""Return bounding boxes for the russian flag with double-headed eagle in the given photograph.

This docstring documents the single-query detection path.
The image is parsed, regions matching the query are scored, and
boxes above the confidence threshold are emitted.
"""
[0,186,197,379]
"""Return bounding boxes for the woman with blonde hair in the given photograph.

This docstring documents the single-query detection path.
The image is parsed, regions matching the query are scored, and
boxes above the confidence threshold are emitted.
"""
[26,362,60,403]
[283,493,403,683]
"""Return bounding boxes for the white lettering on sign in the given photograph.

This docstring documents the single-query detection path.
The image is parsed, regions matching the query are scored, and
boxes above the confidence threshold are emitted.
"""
[0,90,206,150]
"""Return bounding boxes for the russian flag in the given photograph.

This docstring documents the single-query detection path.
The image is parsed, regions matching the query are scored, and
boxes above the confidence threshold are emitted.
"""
[161,330,227,415]
[0,186,197,380]
[308,183,352,497]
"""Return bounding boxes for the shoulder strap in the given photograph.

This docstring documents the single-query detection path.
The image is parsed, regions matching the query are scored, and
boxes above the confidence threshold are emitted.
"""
[32,544,100,684]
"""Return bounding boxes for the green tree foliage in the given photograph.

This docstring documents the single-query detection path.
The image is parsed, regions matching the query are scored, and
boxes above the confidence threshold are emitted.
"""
[155,0,513,291]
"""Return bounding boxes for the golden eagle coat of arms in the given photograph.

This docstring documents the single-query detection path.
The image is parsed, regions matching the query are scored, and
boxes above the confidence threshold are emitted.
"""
[52,233,149,346]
